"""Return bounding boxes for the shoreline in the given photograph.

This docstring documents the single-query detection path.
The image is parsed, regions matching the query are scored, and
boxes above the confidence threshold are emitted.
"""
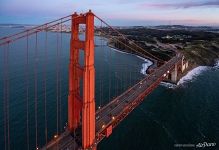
[107,40,197,85]
[108,45,154,76]
[163,60,219,87]
[107,43,219,87]
[47,30,219,84]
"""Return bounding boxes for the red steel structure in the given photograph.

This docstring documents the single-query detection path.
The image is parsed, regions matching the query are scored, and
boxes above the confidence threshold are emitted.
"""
[0,10,184,150]
[68,10,96,149]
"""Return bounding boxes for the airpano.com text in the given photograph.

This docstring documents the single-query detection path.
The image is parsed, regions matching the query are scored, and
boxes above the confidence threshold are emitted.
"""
[174,142,216,148]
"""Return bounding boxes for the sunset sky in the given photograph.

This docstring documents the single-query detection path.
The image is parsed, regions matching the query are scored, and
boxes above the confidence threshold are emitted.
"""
[0,0,218,26]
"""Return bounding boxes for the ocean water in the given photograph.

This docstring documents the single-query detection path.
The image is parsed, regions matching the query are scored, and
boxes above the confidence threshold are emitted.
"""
[0,27,147,149]
[0,27,219,150]
[98,61,219,150]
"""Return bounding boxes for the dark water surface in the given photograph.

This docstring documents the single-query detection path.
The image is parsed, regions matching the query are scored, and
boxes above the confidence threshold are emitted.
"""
[0,27,218,150]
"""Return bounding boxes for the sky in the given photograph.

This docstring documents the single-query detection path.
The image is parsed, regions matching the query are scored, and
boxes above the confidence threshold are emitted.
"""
[0,0,219,26]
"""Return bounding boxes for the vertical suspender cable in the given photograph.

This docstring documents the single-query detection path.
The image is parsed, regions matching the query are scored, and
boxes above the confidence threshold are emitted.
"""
[99,80,102,108]
[55,24,60,150]
[101,80,103,107]
[6,42,10,150]
[124,65,126,90]
[99,21,102,108]
[133,71,136,84]
[116,72,118,96]
[3,44,7,150]
[3,43,10,150]
[126,65,128,89]
[129,69,131,87]
[70,19,75,150]
[120,64,124,93]
[34,33,38,149]
[59,19,63,132]
[100,21,104,103]
[123,65,125,91]
[120,65,122,93]
[135,70,137,83]
[56,26,59,136]
[26,32,30,150]
[120,64,122,93]
[124,65,126,88]
[125,65,127,89]
[44,24,48,148]
[101,22,104,107]
[108,21,111,103]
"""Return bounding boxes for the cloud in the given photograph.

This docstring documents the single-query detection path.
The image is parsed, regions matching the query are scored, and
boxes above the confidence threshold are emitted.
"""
[0,0,76,17]
[141,0,219,9]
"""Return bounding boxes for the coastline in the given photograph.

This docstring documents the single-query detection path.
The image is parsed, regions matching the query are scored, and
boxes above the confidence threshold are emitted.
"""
[162,59,219,88]
[47,30,219,86]
[108,45,154,76]
[177,59,219,85]
[107,43,219,88]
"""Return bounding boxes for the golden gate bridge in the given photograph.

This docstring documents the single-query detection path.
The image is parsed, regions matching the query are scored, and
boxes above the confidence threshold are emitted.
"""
[0,10,184,150]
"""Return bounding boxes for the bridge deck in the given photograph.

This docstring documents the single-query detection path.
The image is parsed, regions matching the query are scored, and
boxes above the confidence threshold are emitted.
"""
[42,55,182,150]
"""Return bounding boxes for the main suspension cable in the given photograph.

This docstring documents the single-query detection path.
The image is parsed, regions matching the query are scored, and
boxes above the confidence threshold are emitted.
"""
[95,15,163,62]
[95,26,155,63]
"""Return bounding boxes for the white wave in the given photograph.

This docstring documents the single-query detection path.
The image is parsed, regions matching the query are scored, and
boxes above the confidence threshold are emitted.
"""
[140,59,153,75]
[160,82,177,89]
[136,56,153,75]
[136,55,147,61]
[177,66,209,85]
[110,47,153,75]
[110,47,130,55]
[214,59,219,68]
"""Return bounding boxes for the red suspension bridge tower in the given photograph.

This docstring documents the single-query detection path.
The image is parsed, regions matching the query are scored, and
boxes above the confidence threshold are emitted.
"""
[0,9,185,150]
[68,10,95,149]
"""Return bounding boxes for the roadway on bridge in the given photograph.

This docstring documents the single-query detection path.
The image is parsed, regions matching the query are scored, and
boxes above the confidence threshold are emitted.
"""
[95,55,181,136]
[43,55,182,150]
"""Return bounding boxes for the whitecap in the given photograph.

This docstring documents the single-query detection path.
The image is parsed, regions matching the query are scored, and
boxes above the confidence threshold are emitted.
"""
[140,59,153,75]
[177,66,209,85]
[160,82,177,89]
[136,55,147,61]
[136,56,153,75]
[110,47,130,55]
[213,59,219,68]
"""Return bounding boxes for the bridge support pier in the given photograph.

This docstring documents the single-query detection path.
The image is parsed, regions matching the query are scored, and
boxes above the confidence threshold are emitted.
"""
[68,10,95,149]
[167,55,188,83]
[171,64,178,82]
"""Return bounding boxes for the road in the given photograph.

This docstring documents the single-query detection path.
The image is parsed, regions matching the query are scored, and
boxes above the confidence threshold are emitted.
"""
[94,54,182,138]
[42,54,183,150]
